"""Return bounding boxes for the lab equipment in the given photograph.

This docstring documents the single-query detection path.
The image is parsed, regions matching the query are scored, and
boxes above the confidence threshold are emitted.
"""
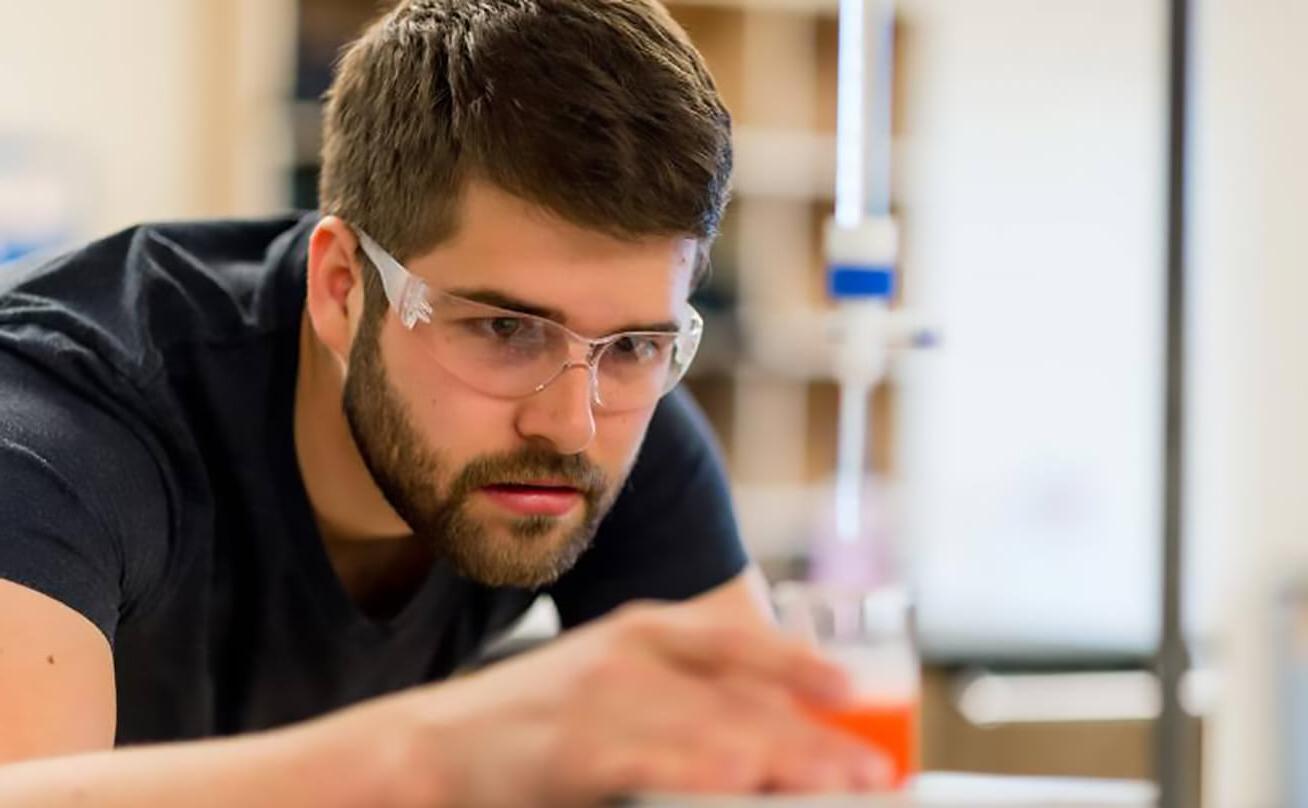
[774,582,919,790]
[808,0,926,595]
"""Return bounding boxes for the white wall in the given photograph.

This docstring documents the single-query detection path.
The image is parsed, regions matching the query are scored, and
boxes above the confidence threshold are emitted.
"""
[0,0,294,244]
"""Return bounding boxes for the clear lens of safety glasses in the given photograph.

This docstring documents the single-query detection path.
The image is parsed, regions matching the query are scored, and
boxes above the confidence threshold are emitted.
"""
[356,228,703,412]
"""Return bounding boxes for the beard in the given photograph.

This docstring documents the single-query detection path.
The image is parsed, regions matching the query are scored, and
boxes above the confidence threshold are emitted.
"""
[341,317,615,589]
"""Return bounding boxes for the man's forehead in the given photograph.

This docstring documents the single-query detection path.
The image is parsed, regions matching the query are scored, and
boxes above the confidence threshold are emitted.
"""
[443,182,699,271]
[405,190,698,333]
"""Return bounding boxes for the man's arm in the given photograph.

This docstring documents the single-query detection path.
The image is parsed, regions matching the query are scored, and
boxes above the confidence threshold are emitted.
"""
[0,722,392,808]
[0,578,406,807]
[0,581,115,762]
[0,591,886,807]
[0,578,401,807]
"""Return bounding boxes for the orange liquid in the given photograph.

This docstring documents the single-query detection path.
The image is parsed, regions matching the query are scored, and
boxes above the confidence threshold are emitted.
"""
[810,701,917,788]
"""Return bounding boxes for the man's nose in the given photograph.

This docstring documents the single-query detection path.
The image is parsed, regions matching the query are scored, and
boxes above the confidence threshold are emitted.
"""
[512,363,597,455]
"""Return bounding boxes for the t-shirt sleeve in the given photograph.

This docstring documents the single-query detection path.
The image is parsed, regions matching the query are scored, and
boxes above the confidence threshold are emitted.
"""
[548,387,749,628]
[0,352,171,646]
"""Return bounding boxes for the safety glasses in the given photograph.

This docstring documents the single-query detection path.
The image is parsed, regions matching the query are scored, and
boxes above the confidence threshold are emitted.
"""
[355,228,703,412]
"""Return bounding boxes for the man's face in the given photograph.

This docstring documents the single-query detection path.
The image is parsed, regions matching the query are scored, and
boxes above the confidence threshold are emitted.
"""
[342,182,698,588]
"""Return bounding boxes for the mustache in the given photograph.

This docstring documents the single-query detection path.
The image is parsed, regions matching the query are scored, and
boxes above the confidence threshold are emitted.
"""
[450,447,608,499]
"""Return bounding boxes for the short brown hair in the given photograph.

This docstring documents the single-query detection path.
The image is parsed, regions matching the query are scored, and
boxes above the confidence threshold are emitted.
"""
[319,0,732,312]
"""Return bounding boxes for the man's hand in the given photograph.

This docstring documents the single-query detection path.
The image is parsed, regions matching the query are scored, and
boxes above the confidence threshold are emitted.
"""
[337,599,889,808]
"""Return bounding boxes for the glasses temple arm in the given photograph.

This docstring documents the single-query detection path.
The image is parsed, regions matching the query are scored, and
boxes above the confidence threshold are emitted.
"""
[355,229,432,328]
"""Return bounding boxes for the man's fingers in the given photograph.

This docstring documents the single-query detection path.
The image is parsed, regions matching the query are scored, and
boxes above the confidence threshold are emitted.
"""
[714,673,892,793]
[623,606,850,704]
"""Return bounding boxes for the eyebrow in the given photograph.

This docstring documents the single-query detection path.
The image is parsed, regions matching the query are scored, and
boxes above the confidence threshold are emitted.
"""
[446,287,682,334]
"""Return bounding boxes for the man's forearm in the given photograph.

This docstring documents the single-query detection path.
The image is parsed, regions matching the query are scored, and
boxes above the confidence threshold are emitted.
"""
[0,718,416,808]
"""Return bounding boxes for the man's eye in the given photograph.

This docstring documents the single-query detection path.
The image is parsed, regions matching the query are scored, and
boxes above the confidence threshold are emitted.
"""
[487,317,524,339]
[466,317,538,341]
[612,335,663,362]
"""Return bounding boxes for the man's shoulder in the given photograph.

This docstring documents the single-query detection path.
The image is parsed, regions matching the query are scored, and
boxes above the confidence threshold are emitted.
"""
[0,346,176,641]
[0,211,321,517]
[0,212,317,398]
[0,347,170,503]
[1,213,316,347]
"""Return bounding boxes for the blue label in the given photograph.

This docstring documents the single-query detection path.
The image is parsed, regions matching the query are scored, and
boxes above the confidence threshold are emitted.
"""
[828,264,896,299]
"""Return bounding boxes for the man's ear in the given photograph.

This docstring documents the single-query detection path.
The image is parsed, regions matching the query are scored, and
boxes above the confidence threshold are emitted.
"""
[306,216,366,364]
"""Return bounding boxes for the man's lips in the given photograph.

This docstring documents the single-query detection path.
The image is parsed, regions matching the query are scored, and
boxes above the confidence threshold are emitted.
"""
[493,478,576,489]
[478,482,584,518]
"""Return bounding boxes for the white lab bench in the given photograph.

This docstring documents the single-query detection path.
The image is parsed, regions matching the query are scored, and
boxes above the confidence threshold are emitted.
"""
[627,772,1156,807]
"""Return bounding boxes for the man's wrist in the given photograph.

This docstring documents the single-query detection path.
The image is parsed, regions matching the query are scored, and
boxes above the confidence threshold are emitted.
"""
[292,697,454,808]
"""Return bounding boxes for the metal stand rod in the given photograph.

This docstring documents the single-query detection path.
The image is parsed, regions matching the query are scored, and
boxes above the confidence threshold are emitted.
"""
[1156,0,1194,805]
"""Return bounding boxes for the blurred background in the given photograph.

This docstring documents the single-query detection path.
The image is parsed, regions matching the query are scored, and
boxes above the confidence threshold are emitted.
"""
[3,1,1308,805]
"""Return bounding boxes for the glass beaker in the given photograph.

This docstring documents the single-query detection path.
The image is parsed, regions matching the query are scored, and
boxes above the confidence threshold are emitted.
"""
[773,582,920,789]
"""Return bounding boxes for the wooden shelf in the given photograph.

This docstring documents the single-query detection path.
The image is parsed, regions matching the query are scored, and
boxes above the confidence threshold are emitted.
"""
[733,127,836,200]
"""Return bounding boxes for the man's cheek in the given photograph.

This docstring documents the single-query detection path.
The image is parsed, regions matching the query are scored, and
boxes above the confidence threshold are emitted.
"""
[597,415,653,479]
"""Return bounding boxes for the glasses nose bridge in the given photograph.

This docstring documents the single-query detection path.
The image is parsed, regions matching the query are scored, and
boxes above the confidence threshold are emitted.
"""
[537,329,608,406]
[557,325,609,369]
[558,328,612,381]
[521,324,617,407]
[555,357,603,406]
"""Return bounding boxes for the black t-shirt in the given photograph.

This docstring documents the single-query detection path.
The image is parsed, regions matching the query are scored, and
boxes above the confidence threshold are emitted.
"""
[0,214,746,744]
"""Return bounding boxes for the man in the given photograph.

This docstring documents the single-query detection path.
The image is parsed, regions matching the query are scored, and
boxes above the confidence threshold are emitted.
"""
[0,0,885,804]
